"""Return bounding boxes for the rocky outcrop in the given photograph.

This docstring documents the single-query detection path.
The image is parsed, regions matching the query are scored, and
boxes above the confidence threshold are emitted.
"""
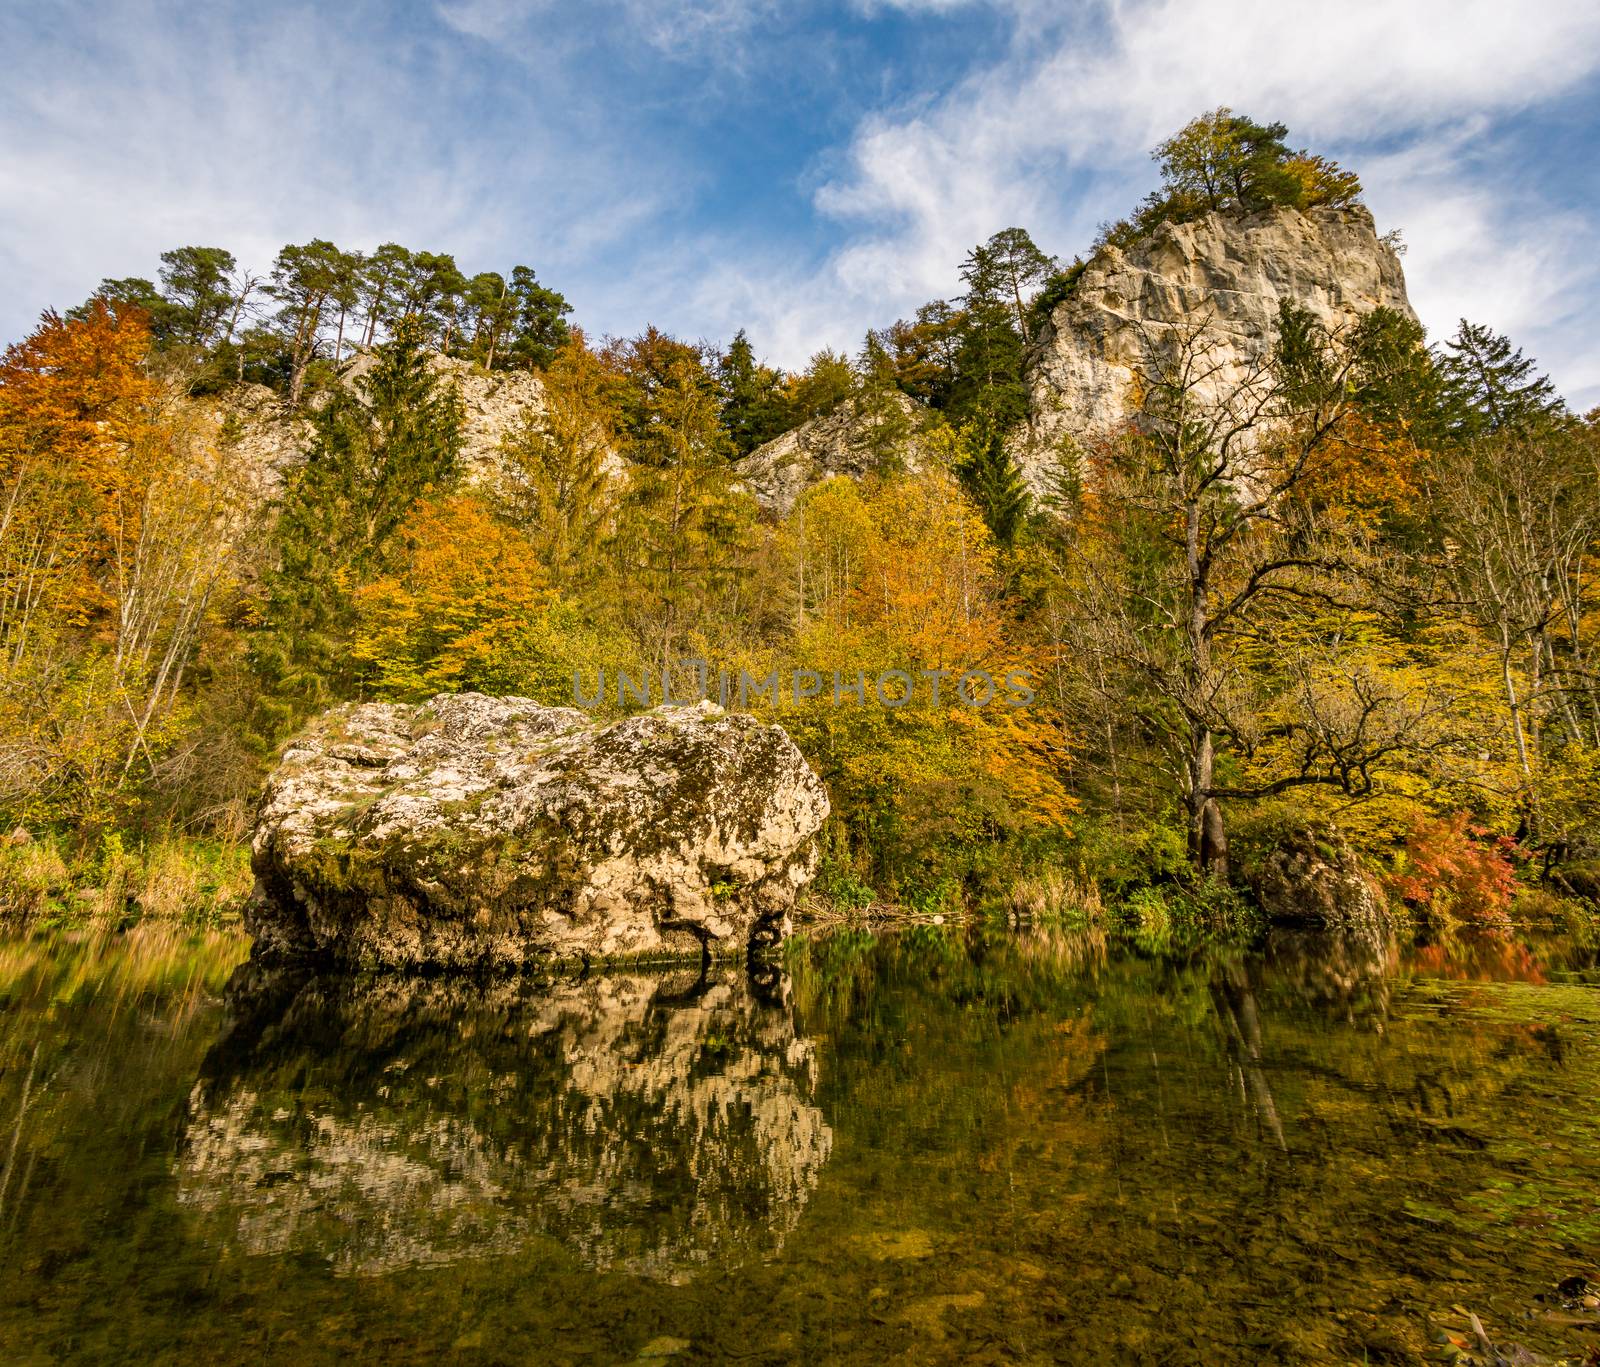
[179,964,832,1280]
[339,349,553,484]
[247,693,830,969]
[735,392,937,515]
[1018,205,1415,484]
[186,351,556,493]
[1248,825,1391,936]
[189,381,310,493]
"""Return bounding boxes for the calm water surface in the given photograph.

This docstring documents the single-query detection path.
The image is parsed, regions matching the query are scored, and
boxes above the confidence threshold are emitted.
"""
[2,923,1599,1365]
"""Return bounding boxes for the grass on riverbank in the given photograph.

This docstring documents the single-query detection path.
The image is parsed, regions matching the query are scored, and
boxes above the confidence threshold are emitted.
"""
[0,832,252,932]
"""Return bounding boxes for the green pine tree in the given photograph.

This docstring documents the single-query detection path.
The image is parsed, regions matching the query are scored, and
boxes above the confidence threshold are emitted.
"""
[717,330,791,455]
[958,427,1032,549]
[1440,320,1564,439]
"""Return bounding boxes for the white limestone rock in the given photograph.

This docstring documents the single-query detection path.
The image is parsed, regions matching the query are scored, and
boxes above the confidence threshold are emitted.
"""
[1017,204,1416,487]
[247,693,830,967]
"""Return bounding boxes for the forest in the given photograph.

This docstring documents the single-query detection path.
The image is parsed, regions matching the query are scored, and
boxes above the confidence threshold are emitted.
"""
[2,109,1598,937]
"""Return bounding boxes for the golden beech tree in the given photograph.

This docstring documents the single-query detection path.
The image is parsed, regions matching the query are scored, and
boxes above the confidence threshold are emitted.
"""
[496,331,620,588]
[352,494,550,699]
[0,303,250,825]
[777,471,1075,893]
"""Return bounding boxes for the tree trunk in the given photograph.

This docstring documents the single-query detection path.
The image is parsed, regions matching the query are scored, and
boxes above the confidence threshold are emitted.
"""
[1187,725,1229,879]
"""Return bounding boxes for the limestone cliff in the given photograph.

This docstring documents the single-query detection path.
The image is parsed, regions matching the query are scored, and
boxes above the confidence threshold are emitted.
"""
[1018,204,1415,480]
[184,351,550,493]
[734,392,939,516]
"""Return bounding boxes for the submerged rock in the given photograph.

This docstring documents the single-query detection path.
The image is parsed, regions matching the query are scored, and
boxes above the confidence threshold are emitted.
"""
[248,693,829,968]
[1248,825,1390,935]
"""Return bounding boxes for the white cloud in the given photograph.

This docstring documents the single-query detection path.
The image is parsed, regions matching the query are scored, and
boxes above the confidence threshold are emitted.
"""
[3,0,1598,410]
[436,0,780,57]
[0,1,672,341]
[726,0,1600,395]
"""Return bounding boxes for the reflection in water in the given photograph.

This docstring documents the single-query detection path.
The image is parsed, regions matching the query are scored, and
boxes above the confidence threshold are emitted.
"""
[4,924,1600,1364]
[178,962,832,1281]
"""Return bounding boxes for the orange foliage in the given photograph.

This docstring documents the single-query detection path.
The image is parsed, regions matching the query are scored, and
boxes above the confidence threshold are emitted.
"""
[352,495,549,697]
[1302,410,1423,523]
[0,302,163,632]
[1384,811,1518,931]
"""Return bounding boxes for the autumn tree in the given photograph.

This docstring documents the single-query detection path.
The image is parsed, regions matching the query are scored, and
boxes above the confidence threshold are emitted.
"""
[497,333,620,588]
[253,322,463,720]
[352,495,549,698]
[608,351,751,670]
[0,304,250,825]
[781,471,1073,895]
[878,301,964,409]
[1061,308,1448,876]
[1154,108,1362,216]
[1424,420,1600,843]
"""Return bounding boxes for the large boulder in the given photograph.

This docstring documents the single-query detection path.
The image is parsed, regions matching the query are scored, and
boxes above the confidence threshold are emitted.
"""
[247,693,830,969]
[1247,825,1391,937]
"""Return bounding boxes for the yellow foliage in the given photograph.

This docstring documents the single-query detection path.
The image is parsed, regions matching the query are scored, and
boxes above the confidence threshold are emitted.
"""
[352,495,550,699]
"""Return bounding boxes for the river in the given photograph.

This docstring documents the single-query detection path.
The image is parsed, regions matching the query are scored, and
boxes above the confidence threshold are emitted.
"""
[1,923,1597,1364]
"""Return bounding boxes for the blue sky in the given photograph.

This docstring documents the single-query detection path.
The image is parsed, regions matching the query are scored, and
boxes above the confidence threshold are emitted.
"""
[3,0,1599,408]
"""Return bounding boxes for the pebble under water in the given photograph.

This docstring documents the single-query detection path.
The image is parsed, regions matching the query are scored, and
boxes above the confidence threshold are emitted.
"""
[2,922,1599,1365]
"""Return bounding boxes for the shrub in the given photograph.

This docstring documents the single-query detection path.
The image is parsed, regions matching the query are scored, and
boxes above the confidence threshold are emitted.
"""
[1384,811,1517,930]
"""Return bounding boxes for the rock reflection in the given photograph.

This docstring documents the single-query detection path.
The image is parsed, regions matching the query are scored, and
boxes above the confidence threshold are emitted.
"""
[177,962,832,1281]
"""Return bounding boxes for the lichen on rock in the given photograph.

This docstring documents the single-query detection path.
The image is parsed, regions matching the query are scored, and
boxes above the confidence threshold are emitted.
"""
[248,693,830,968]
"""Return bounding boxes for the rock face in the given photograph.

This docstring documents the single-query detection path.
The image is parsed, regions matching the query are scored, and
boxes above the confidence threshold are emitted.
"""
[1018,204,1415,482]
[248,693,830,968]
[187,351,559,493]
[180,964,831,1280]
[1248,825,1391,936]
[735,392,937,515]
[191,381,310,493]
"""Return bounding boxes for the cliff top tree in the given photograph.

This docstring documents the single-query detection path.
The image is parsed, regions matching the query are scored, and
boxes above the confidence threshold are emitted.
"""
[1098,109,1363,253]
[157,246,238,348]
[717,330,791,455]
[1155,108,1363,215]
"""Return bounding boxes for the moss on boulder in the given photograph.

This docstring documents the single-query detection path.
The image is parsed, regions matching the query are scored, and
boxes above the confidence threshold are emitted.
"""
[247,694,829,969]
